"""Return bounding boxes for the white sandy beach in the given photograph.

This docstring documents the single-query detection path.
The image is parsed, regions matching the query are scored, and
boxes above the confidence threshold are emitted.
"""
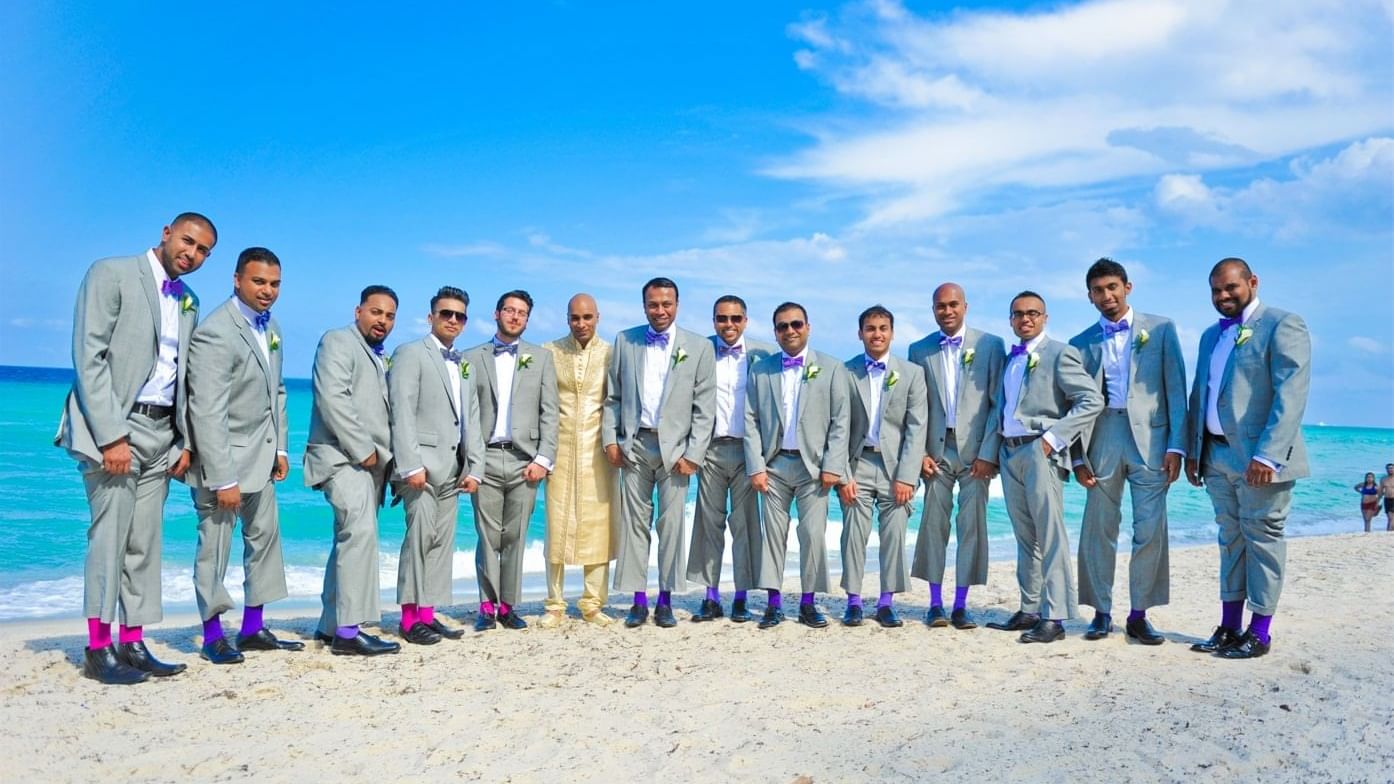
[2,532,1391,783]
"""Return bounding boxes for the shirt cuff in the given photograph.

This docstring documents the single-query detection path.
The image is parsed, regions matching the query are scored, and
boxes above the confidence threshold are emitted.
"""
[399,467,425,480]
[1166,448,1186,458]
[532,455,554,472]
[1071,459,1085,469]
[1042,431,1067,454]
[466,474,483,484]
[276,450,288,458]
[1253,455,1282,472]
[211,481,238,492]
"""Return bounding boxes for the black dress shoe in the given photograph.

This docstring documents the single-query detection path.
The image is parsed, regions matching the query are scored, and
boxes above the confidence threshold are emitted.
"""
[84,645,149,684]
[797,603,829,629]
[729,598,753,623]
[841,604,865,627]
[653,604,677,628]
[624,604,649,628]
[1190,625,1242,653]
[237,628,306,652]
[428,619,465,639]
[1019,618,1066,643]
[200,637,245,665]
[950,608,977,630]
[331,631,401,656]
[1084,614,1113,640]
[314,631,334,644]
[497,610,528,630]
[401,621,442,645]
[757,606,785,629]
[873,606,904,628]
[473,612,497,632]
[1125,617,1165,646]
[691,598,724,622]
[986,610,1039,631]
[118,641,186,677]
[1215,630,1270,659]
[925,605,949,628]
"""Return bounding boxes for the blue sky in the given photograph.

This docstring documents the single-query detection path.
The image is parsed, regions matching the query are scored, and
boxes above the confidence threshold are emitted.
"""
[3,1,1392,426]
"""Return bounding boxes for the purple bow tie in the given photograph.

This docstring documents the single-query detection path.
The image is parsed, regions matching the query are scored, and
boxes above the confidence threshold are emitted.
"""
[939,335,962,348]
[161,279,184,299]
[493,342,517,356]
[865,357,886,372]
[645,329,669,348]
[253,310,271,331]
[440,347,462,364]
[371,343,386,358]
[717,343,743,359]
[1218,315,1242,331]
[1102,318,1129,337]
[1009,343,1028,358]
[781,355,804,370]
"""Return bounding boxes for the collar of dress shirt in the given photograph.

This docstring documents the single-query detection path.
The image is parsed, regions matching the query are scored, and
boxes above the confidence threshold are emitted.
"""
[1099,307,1135,333]
[863,351,889,368]
[780,348,808,366]
[1240,298,1260,325]
[1014,333,1047,354]
[945,326,967,342]
[145,249,172,289]
[427,333,455,356]
[233,296,267,328]
[717,336,745,353]
[493,337,519,348]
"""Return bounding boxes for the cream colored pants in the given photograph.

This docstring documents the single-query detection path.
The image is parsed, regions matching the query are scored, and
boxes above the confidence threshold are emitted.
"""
[545,562,609,615]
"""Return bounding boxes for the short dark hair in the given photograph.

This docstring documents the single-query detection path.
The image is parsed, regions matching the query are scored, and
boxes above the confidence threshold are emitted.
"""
[713,295,747,316]
[171,211,217,243]
[235,247,280,274]
[1010,290,1046,310]
[431,286,469,311]
[360,285,398,306]
[772,301,807,324]
[858,304,894,330]
[1086,257,1128,286]
[495,289,533,312]
[642,277,680,301]
[1210,257,1253,280]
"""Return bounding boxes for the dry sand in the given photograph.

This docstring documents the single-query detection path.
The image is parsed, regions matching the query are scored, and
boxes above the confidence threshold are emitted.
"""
[2,533,1391,783]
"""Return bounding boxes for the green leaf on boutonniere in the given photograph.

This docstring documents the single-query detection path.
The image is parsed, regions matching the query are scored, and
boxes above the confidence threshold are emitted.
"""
[672,347,689,367]
[517,353,534,370]
[1133,328,1149,351]
[1025,352,1039,372]
[1235,325,1253,347]
[961,348,975,368]
[180,292,197,314]
[460,360,471,380]
[268,332,281,352]
[884,370,899,389]
[802,365,821,383]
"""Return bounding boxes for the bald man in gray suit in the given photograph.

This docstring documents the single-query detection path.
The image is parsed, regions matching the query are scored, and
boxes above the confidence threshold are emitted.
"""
[1185,258,1310,660]
[187,247,300,664]
[57,212,215,684]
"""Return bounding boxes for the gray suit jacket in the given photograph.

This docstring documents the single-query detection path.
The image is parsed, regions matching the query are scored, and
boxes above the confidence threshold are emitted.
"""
[56,254,199,467]
[602,325,717,471]
[303,325,392,489]
[389,336,486,487]
[1069,313,1187,471]
[997,338,1104,473]
[744,349,851,480]
[186,299,289,494]
[844,354,928,487]
[1186,303,1310,479]
[908,327,1006,464]
[463,339,560,463]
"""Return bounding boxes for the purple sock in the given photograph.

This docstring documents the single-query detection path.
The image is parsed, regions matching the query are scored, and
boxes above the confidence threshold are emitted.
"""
[239,605,264,637]
[1249,613,1273,644]
[733,590,747,603]
[767,590,782,609]
[953,586,969,611]
[929,583,943,609]
[1221,600,1243,630]
[847,594,863,608]
[1127,609,1145,622]
[877,592,893,609]
[658,590,672,607]
[705,586,719,603]
[800,592,814,607]
[336,625,359,640]
[633,592,648,609]
[202,615,224,643]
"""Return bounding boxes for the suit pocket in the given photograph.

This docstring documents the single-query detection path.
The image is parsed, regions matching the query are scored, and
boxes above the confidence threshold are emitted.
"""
[1150,412,1166,427]
[529,428,539,441]
[418,430,439,447]
[231,435,251,447]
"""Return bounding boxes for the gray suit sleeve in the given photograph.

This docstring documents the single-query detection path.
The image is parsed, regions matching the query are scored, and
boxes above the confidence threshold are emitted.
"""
[601,334,622,449]
[820,364,851,477]
[313,332,375,464]
[842,366,867,481]
[187,320,237,488]
[463,381,486,479]
[1160,320,1189,455]
[743,365,766,476]
[896,367,929,486]
[683,339,717,465]
[1043,345,1104,449]
[979,341,1006,461]
[276,362,289,454]
[1254,313,1311,467]
[536,349,560,464]
[71,262,128,448]
[388,346,425,478]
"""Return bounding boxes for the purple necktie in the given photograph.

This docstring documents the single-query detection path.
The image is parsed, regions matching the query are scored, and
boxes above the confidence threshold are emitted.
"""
[1218,315,1242,331]
[781,355,804,370]
[717,343,742,359]
[645,329,669,348]
[1102,318,1129,337]
[865,357,886,372]
[161,279,184,299]
[1009,343,1028,358]
[440,347,462,364]
[493,342,517,356]
[939,335,962,348]
[253,310,271,331]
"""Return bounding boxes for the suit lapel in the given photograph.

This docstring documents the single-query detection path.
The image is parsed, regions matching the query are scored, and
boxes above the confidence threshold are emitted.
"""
[658,331,681,412]
[1126,316,1144,392]
[230,302,274,400]
[853,361,874,422]
[428,337,460,418]
[1220,304,1265,398]
[926,336,950,414]
[137,257,161,352]
[353,327,389,405]
[481,344,500,407]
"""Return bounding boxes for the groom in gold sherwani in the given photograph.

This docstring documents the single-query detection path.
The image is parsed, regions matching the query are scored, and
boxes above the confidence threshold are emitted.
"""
[539,293,617,627]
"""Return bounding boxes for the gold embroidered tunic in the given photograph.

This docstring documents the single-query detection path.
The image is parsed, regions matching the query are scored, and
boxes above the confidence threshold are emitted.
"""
[543,334,616,565]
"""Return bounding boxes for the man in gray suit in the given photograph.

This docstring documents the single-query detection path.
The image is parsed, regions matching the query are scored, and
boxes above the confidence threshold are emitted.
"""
[1069,259,1187,646]
[1185,258,1310,660]
[687,295,777,623]
[305,285,403,656]
[603,277,717,628]
[58,212,215,684]
[187,247,301,664]
[838,305,927,628]
[745,302,851,629]
[390,286,485,645]
[986,291,1103,644]
[908,283,1005,630]
[464,290,559,631]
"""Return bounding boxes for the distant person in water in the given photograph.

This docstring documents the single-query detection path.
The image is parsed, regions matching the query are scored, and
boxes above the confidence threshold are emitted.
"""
[1382,464,1394,532]
[1355,472,1380,532]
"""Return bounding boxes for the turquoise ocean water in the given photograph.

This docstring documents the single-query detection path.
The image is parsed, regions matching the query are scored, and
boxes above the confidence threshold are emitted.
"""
[1,364,1390,621]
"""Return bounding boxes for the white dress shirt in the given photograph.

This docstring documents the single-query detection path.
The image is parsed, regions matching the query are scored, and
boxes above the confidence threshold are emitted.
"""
[639,326,675,429]
[135,250,180,407]
[489,339,518,444]
[938,327,966,428]
[862,353,887,448]
[1099,307,1134,411]
[713,337,749,439]
[1205,298,1277,470]
[779,349,807,452]
[1002,333,1066,453]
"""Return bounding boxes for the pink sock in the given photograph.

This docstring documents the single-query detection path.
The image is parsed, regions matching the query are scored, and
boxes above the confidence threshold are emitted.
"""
[87,618,112,649]
[419,606,435,625]
[118,624,143,644]
[400,603,418,630]
[480,601,496,617]
[498,602,511,615]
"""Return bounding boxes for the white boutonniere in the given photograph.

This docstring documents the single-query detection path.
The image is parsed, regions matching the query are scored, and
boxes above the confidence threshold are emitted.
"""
[961,348,975,368]
[672,347,689,367]
[1235,325,1253,347]
[268,332,281,352]
[884,370,899,390]
[1026,352,1040,372]
[460,360,471,380]
[802,365,821,383]
[180,292,197,314]
[1133,329,1149,351]
[383,356,393,372]
[517,353,534,370]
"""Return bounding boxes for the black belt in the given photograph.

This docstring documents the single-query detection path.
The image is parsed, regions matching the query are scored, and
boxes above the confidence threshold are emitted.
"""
[1206,433,1228,446]
[1002,434,1040,448]
[943,428,956,437]
[131,403,174,419]
[863,445,881,454]
[637,427,658,435]
[713,436,742,443]
[487,441,514,450]
[778,449,800,457]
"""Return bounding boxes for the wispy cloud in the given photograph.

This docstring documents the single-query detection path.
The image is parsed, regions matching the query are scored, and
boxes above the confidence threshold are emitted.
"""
[420,242,509,258]
[1348,336,1387,354]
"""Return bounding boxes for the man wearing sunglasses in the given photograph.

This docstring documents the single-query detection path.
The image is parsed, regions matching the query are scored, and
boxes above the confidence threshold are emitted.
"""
[388,286,485,645]
[745,303,851,629]
[603,277,717,628]
[687,295,777,623]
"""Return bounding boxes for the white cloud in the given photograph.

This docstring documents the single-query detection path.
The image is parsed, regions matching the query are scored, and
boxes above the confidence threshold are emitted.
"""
[1348,336,1386,354]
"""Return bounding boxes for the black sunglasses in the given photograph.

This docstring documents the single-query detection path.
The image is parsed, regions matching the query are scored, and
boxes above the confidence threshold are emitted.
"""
[774,320,806,332]
[436,309,468,323]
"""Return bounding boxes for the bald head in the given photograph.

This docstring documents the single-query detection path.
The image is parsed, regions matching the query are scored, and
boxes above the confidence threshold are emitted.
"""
[932,282,968,335]
[567,293,600,346]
